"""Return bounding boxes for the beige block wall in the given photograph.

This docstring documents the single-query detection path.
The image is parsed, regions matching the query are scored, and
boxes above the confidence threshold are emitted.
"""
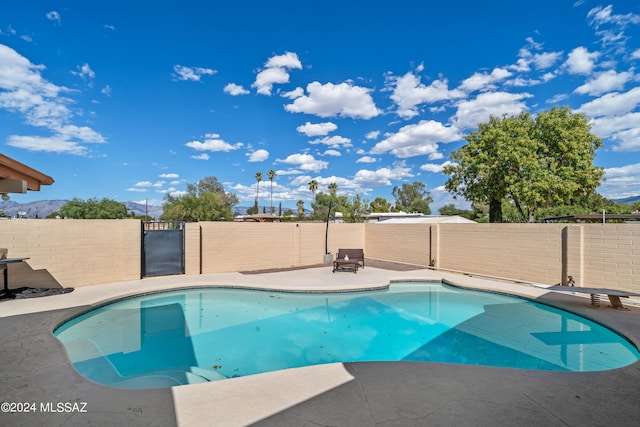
[364,223,431,266]
[436,224,564,285]
[199,222,364,273]
[1,220,638,292]
[0,219,141,287]
[581,224,640,292]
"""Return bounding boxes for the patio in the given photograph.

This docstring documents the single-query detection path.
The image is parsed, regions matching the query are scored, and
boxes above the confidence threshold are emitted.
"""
[1,263,639,426]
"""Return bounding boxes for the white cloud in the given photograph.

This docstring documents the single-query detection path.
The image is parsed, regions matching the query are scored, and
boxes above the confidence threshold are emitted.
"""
[356,156,377,163]
[46,11,61,24]
[247,149,269,162]
[275,153,328,172]
[322,149,341,157]
[371,120,461,159]
[353,164,413,186]
[101,85,112,96]
[611,127,640,151]
[285,81,380,119]
[365,131,380,140]
[309,135,352,148]
[252,52,302,95]
[564,47,599,75]
[420,160,453,173]
[185,133,242,152]
[191,153,210,160]
[632,49,640,59]
[71,63,95,81]
[296,121,338,137]
[598,162,640,199]
[224,83,249,95]
[458,68,512,93]
[514,38,563,72]
[389,72,464,119]
[0,44,105,155]
[6,135,89,155]
[574,69,633,96]
[159,173,179,178]
[453,91,532,129]
[588,5,640,29]
[578,86,640,117]
[173,65,217,81]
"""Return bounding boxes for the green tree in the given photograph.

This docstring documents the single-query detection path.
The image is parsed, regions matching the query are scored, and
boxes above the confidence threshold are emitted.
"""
[344,194,368,222]
[296,200,305,219]
[308,179,318,200]
[328,182,338,196]
[267,169,277,214]
[444,106,604,222]
[60,197,128,219]
[391,181,433,214]
[161,176,238,221]
[369,197,392,213]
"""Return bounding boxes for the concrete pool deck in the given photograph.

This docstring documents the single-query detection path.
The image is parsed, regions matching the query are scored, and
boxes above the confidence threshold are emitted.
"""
[1,264,639,426]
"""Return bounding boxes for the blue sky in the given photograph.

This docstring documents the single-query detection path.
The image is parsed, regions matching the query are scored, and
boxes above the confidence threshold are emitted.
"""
[1,1,639,211]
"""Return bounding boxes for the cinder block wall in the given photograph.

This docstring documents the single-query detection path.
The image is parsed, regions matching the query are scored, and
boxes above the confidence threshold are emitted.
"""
[0,219,141,287]
[365,223,431,266]
[198,222,364,273]
[581,224,640,291]
[1,220,638,292]
[436,224,564,285]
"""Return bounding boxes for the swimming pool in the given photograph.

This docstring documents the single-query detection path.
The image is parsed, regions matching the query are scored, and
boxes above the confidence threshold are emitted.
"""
[54,281,640,389]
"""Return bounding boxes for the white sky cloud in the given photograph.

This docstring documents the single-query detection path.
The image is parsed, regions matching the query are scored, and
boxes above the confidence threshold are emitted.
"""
[564,46,599,75]
[224,83,249,95]
[458,68,512,93]
[578,86,640,117]
[420,160,453,173]
[353,164,413,186]
[275,153,328,172]
[453,91,532,129]
[0,44,105,155]
[389,72,465,119]
[308,135,352,148]
[159,173,179,178]
[370,120,461,159]
[247,149,269,162]
[252,52,302,95]
[599,162,640,199]
[296,121,338,137]
[356,156,377,163]
[285,81,380,119]
[46,11,61,24]
[574,69,634,96]
[173,65,217,81]
[185,133,243,152]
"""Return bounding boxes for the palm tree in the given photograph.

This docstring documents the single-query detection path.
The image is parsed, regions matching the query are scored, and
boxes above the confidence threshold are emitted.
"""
[267,169,277,214]
[254,172,263,213]
[308,179,318,200]
[297,200,305,217]
[328,182,338,197]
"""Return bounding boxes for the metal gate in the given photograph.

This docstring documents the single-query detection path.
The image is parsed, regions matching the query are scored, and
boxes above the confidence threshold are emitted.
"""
[141,221,185,277]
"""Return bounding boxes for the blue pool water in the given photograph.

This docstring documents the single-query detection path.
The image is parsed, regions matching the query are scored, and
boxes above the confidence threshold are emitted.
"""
[54,282,640,388]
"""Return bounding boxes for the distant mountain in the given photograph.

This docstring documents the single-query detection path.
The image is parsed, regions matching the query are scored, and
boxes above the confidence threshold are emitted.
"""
[612,195,640,205]
[0,200,163,219]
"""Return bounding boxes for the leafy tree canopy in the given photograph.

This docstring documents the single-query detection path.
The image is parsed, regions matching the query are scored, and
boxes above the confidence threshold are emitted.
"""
[444,106,604,222]
[391,181,433,214]
[60,197,129,219]
[369,197,392,213]
[161,176,238,221]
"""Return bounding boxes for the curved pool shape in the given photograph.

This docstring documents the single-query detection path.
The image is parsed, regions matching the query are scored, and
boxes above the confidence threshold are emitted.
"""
[54,281,640,388]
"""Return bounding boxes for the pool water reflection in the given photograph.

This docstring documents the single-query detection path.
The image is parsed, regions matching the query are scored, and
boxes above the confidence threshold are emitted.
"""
[54,282,640,388]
